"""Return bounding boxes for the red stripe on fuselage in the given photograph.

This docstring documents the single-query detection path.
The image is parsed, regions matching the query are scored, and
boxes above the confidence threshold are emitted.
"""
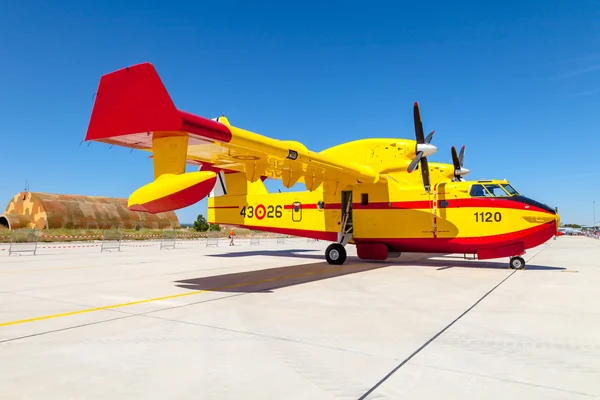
[282,204,341,210]
[442,198,552,214]
[280,198,550,214]
[219,220,556,255]
[354,221,557,254]
[353,198,552,214]
[353,201,431,210]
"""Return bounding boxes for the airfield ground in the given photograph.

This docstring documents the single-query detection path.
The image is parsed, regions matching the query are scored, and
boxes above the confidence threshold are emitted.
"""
[0,236,598,399]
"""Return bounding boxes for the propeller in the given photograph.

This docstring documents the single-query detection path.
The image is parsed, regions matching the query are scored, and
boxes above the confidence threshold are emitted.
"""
[451,145,470,181]
[407,102,437,192]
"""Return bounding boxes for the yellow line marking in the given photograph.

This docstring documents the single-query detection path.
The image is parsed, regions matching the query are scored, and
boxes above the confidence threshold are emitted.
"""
[0,264,359,328]
[561,270,579,273]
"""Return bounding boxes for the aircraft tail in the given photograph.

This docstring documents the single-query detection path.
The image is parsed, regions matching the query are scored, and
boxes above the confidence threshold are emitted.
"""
[85,62,237,214]
[85,62,232,145]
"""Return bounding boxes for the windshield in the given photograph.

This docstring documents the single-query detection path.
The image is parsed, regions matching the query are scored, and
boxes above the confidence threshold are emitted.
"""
[470,184,512,197]
[501,184,519,195]
[484,184,510,196]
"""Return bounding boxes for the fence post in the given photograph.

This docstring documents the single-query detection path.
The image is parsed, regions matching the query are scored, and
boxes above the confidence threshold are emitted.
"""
[206,238,219,247]
[160,229,177,250]
[101,229,122,252]
[9,228,39,256]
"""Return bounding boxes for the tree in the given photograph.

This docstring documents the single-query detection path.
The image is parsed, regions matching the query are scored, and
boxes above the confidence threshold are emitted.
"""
[208,224,221,231]
[193,214,209,232]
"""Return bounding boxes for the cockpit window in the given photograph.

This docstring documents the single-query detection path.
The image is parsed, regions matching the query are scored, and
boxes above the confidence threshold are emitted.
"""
[501,184,519,195]
[470,184,491,197]
[470,184,512,197]
[483,184,510,197]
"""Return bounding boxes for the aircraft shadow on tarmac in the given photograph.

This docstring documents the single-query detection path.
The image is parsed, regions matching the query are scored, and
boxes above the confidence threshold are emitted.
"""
[175,251,564,293]
[207,248,325,260]
[207,249,565,271]
[174,259,392,293]
[416,258,565,271]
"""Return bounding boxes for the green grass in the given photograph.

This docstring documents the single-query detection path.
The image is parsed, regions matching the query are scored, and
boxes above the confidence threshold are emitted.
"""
[0,227,285,243]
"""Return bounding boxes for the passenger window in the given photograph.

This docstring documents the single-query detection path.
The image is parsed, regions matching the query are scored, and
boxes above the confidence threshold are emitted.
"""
[361,193,368,205]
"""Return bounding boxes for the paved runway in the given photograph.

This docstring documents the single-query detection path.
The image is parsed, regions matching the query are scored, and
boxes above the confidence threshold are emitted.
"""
[0,236,598,399]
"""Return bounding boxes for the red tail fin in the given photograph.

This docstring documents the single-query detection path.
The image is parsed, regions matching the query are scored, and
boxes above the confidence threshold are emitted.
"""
[85,62,232,144]
[85,63,181,141]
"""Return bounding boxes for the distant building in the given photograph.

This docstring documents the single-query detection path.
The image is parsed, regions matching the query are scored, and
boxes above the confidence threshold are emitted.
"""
[0,192,179,230]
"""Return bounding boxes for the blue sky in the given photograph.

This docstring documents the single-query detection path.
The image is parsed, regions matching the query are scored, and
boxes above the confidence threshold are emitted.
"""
[1,0,599,225]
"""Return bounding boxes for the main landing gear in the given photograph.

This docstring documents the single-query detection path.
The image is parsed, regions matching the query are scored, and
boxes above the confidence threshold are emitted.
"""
[509,256,526,270]
[325,243,347,265]
[326,190,353,265]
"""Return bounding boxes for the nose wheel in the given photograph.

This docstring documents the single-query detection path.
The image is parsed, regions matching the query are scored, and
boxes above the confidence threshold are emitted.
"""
[325,243,347,265]
[509,256,525,270]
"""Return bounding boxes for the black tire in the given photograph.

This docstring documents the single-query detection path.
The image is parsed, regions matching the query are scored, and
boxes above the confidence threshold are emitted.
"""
[509,256,526,270]
[325,243,347,265]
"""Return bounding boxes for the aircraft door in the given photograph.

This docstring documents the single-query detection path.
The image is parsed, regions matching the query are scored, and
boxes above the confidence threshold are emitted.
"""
[341,190,353,227]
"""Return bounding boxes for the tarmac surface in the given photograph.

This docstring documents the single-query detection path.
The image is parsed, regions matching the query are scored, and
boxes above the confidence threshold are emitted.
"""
[0,236,598,399]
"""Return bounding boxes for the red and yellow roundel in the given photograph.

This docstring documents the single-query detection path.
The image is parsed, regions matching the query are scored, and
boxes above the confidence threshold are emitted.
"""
[255,204,266,220]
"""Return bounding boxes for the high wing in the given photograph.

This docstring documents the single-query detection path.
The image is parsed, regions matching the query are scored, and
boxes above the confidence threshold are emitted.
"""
[85,62,384,193]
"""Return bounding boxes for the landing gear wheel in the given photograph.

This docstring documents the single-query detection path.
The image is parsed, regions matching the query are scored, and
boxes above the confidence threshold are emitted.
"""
[509,256,526,270]
[325,243,347,265]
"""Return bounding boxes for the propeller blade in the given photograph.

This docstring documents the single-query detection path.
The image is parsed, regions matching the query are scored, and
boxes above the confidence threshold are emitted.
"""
[407,152,422,173]
[451,145,468,181]
[424,130,435,144]
[451,146,461,170]
[421,157,431,191]
[452,146,461,182]
[413,102,425,143]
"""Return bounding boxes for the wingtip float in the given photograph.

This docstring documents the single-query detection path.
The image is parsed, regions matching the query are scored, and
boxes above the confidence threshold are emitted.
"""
[128,171,217,214]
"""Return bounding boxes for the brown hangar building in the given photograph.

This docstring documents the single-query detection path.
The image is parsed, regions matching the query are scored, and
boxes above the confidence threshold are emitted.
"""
[0,192,180,230]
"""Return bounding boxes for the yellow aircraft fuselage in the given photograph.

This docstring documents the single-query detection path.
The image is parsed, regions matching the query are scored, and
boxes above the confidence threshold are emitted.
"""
[208,162,558,261]
[84,62,559,267]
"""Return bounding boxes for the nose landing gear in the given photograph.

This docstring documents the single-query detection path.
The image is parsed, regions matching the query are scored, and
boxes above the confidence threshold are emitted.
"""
[509,256,526,270]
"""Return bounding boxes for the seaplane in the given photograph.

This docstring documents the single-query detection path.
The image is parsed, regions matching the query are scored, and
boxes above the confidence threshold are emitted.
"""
[84,62,559,270]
